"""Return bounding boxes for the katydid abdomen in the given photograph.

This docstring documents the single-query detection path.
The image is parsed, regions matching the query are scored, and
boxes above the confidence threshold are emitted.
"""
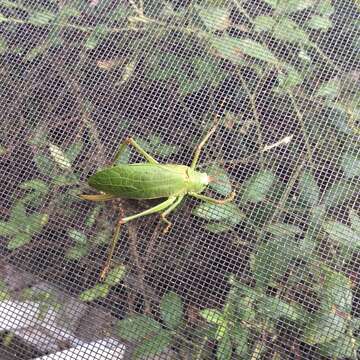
[88,163,209,199]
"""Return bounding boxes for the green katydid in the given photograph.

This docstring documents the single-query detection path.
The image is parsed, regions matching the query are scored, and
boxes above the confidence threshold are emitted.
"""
[80,123,235,278]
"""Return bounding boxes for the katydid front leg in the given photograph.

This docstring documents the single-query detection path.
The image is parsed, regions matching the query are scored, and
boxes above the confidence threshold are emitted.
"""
[189,122,236,204]
[120,196,178,225]
[189,191,236,204]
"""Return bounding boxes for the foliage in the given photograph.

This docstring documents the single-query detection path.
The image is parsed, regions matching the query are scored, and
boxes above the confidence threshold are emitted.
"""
[0,0,359,358]
[116,291,184,359]
[79,265,126,302]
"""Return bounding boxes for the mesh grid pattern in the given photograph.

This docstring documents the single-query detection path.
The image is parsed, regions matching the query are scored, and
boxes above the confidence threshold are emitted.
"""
[0,0,359,359]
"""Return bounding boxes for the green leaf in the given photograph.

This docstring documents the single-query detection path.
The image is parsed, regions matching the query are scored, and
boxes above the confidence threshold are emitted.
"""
[297,170,320,206]
[209,35,245,65]
[193,202,244,225]
[216,334,232,360]
[349,210,360,233]
[85,24,109,50]
[146,135,178,157]
[237,38,278,64]
[0,13,8,23]
[303,266,352,345]
[327,104,358,135]
[79,283,109,302]
[316,79,341,99]
[0,221,15,237]
[0,36,7,54]
[324,221,360,250]
[341,151,360,179]
[321,266,352,311]
[200,308,227,341]
[19,179,48,193]
[205,222,234,234]
[7,232,32,250]
[68,229,87,244]
[59,5,80,18]
[205,164,232,196]
[196,6,230,31]
[316,0,334,16]
[94,229,112,245]
[146,53,226,96]
[34,154,56,177]
[116,60,137,85]
[160,291,183,330]
[179,57,226,95]
[298,49,311,62]
[25,42,52,61]
[65,142,83,164]
[276,65,303,90]
[266,223,302,240]
[27,213,48,233]
[319,334,358,359]
[322,179,359,208]
[52,173,79,186]
[254,16,276,32]
[306,15,332,31]
[66,229,89,260]
[242,170,277,203]
[210,36,278,65]
[0,1,24,10]
[85,206,102,227]
[133,330,172,359]
[233,326,249,357]
[257,297,308,323]
[263,0,315,14]
[200,309,225,325]
[104,265,126,286]
[255,16,310,45]
[66,243,89,260]
[146,53,183,81]
[49,144,72,170]
[0,280,10,301]
[273,18,310,45]
[116,315,162,342]
[4,204,47,250]
[28,11,55,26]
[10,203,27,223]
[304,312,348,345]
[134,136,178,158]
[252,237,296,289]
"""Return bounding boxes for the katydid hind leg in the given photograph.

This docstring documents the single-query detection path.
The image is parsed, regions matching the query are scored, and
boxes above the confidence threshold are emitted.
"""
[100,208,124,280]
[112,140,131,165]
[112,137,159,165]
[101,197,179,278]
[125,137,159,164]
[160,196,184,233]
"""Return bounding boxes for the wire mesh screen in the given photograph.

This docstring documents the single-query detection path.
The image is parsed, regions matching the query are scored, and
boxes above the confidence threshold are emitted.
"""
[0,0,359,359]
